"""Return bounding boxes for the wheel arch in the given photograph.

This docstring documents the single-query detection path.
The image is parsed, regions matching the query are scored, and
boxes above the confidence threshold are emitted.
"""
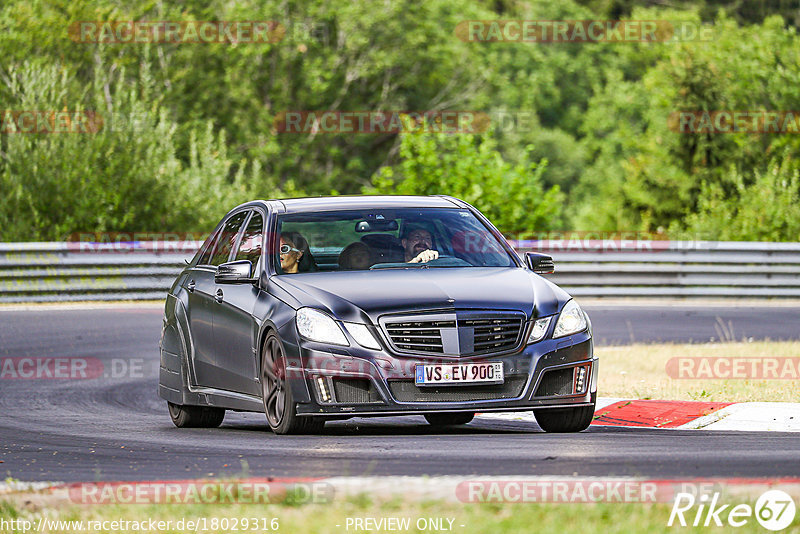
[255,319,280,379]
[256,315,312,404]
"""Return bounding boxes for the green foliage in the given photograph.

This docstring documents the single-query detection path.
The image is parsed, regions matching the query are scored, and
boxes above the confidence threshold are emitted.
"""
[575,0,800,29]
[572,8,800,236]
[0,59,256,240]
[1,0,799,241]
[681,154,800,241]
[366,133,563,234]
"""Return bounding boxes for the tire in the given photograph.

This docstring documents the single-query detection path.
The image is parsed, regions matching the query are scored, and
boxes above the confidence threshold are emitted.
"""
[424,412,475,426]
[533,404,595,433]
[167,402,225,428]
[261,333,325,435]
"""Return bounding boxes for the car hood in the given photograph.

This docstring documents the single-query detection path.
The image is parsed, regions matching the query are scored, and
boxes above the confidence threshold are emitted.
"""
[269,267,570,323]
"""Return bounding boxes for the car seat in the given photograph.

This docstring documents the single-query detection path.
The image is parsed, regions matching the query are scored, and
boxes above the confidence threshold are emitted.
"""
[360,234,405,263]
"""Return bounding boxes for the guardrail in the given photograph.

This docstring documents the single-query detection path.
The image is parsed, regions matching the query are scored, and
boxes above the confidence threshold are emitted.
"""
[515,240,800,298]
[1,240,799,302]
[0,242,202,303]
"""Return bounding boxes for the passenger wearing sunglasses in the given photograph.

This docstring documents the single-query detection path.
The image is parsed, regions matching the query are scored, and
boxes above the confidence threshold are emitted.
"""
[279,231,317,273]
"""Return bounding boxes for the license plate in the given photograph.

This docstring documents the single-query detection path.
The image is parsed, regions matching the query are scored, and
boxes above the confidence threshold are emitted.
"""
[415,362,503,386]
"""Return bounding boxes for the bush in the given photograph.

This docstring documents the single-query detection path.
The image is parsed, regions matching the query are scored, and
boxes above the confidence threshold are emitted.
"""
[366,133,564,235]
[0,59,258,241]
[681,155,800,241]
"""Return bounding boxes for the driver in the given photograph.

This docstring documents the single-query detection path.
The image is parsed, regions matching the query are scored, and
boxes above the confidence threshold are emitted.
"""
[402,227,439,263]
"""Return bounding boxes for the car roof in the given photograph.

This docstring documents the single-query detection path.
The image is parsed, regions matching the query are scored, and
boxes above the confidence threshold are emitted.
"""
[248,195,466,214]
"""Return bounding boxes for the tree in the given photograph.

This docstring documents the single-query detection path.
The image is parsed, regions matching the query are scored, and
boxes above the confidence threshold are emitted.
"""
[681,154,800,241]
[366,132,563,235]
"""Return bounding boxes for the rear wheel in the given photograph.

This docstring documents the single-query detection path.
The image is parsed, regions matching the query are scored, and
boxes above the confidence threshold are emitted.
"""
[424,412,475,426]
[167,402,225,428]
[533,404,595,433]
[261,333,324,435]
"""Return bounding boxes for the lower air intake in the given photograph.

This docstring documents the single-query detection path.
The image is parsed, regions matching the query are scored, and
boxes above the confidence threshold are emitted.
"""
[533,368,574,397]
[332,378,382,404]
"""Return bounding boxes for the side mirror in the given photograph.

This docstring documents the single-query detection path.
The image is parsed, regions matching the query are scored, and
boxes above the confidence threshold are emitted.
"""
[215,260,257,284]
[524,252,555,274]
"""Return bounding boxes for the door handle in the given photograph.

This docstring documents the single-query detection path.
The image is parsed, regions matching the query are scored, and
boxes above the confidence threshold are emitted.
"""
[215,288,224,303]
[187,280,196,292]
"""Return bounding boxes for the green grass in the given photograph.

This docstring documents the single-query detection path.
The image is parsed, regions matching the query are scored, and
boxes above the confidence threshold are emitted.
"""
[598,340,800,402]
[2,493,799,534]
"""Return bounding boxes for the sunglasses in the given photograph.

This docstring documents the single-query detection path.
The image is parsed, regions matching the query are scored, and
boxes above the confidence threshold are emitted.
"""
[279,244,301,254]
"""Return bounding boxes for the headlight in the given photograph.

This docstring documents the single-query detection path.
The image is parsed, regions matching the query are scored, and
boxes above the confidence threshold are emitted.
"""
[296,308,349,346]
[344,322,381,350]
[553,300,588,338]
[527,316,552,343]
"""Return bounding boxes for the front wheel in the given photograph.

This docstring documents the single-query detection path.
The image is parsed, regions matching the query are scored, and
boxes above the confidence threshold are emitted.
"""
[533,404,595,433]
[167,402,225,428]
[261,333,324,435]
[424,412,475,426]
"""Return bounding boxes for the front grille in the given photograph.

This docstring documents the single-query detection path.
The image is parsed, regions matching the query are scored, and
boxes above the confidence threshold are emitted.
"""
[381,311,525,357]
[388,375,527,403]
[332,378,382,404]
[459,317,524,355]
[533,368,574,397]
[384,320,455,354]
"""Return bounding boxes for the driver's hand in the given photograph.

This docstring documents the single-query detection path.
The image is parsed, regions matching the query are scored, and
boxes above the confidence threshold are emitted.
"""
[409,249,439,263]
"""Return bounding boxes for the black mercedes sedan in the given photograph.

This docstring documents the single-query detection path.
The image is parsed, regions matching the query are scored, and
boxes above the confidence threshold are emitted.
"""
[159,196,596,434]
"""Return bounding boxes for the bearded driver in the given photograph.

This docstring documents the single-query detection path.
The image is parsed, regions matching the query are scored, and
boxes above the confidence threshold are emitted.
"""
[402,227,439,263]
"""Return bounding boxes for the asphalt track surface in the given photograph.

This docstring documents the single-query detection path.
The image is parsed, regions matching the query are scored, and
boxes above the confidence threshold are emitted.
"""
[1,304,799,482]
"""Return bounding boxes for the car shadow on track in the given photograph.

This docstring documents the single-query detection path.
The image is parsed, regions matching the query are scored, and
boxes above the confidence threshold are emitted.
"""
[217,415,553,436]
[183,412,666,437]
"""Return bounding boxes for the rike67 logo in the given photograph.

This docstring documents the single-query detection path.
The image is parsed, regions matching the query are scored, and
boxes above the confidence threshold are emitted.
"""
[669,490,796,531]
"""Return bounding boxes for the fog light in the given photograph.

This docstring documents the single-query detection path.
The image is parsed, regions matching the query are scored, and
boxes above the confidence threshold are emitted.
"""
[316,376,332,402]
[574,366,588,393]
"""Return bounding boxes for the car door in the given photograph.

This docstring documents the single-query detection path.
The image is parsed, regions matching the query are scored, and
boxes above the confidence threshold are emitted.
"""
[212,209,265,396]
[188,210,249,388]
[184,225,225,387]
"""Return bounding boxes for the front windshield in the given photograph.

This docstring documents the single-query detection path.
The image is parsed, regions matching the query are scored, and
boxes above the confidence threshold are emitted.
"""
[275,208,516,274]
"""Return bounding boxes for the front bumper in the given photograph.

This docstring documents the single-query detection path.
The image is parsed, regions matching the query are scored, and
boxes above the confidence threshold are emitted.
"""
[278,320,597,417]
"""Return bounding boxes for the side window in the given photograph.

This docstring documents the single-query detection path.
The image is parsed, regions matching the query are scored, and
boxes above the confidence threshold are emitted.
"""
[209,211,249,266]
[197,226,223,266]
[235,212,263,264]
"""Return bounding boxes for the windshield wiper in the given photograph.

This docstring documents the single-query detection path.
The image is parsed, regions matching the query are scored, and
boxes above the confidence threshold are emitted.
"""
[369,263,428,270]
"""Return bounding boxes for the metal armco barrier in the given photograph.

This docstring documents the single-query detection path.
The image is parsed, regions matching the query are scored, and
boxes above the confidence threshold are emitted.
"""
[515,240,800,298]
[0,241,202,303]
[1,240,799,302]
